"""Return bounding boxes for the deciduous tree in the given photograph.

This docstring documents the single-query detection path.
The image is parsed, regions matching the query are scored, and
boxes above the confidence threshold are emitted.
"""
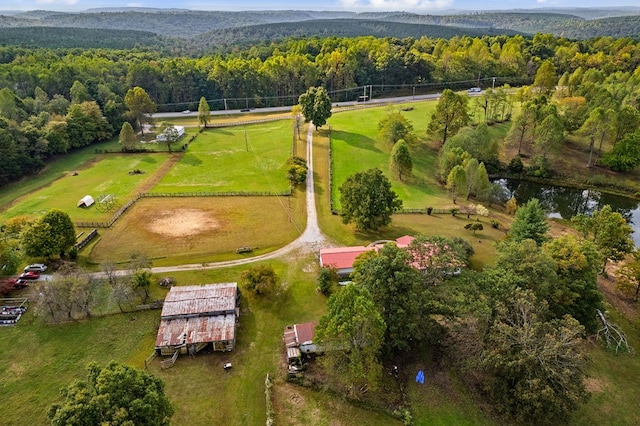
[315,284,385,396]
[339,168,402,232]
[118,122,136,151]
[198,96,210,128]
[572,205,634,272]
[427,89,469,146]
[48,361,173,426]
[21,209,76,258]
[446,165,466,204]
[378,110,414,144]
[389,139,412,181]
[481,289,587,424]
[124,86,155,135]
[298,86,332,130]
[241,264,278,295]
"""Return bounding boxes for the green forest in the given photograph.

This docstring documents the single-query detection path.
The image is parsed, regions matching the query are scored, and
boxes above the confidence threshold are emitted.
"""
[2,29,640,186]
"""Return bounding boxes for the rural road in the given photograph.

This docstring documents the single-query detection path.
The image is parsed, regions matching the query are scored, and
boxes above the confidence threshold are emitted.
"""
[97,122,329,278]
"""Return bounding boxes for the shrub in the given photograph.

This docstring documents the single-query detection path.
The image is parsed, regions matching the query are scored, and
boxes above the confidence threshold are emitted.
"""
[507,155,524,174]
[491,220,500,229]
[241,265,278,295]
[426,207,433,215]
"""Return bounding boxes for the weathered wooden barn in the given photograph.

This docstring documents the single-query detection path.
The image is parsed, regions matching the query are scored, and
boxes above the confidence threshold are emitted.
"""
[155,283,239,356]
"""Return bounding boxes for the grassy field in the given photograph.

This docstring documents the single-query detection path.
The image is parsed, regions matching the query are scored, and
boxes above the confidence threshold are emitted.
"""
[86,194,306,265]
[0,138,121,211]
[328,102,452,210]
[153,121,293,193]
[0,154,170,223]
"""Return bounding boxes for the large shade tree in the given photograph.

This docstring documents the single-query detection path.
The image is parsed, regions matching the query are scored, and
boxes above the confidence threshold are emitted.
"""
[48,361,174,426]
[124,86,156,135]
[339,168,402,232]
[298,86,332,130]
[315,284,386,396]
[481,289,587,424]
[21,209,75,258]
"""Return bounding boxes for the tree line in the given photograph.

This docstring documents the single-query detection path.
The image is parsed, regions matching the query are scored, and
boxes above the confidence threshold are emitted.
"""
[1,32,640,186]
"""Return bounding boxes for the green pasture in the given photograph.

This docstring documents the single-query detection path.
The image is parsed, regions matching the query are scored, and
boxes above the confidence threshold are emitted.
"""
[0,154,168,223]
[0,138,121,210]
[153,121,292,193]
[328,102,451,210]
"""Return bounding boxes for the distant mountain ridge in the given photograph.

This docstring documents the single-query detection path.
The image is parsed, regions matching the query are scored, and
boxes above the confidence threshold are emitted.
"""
[0,7,638,43]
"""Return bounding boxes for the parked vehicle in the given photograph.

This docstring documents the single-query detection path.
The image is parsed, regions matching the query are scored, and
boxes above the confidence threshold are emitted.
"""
[13,279,28,289]
[24,263,47,272]
[19,271,40,280]
[467,87,482,93]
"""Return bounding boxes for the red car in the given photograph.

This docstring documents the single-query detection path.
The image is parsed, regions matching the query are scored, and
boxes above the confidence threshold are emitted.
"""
[13,278,28,288]
[19,271,40,280]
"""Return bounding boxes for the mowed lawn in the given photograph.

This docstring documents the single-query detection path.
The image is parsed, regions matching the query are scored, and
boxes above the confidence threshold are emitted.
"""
[153,121,292,193]
[88,195,305,265]
[328,102,452,210]
[0,153,169,223]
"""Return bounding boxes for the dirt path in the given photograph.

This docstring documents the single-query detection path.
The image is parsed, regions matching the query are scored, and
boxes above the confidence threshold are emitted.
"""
[102,122,330,278]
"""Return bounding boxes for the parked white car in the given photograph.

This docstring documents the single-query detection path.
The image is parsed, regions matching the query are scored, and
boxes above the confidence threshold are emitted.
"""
[24,263,47,273]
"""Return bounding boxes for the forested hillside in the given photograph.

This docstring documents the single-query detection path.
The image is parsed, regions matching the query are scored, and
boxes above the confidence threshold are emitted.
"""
[0,27,169,49]
[196,19,519,52]
[0,8,639,41]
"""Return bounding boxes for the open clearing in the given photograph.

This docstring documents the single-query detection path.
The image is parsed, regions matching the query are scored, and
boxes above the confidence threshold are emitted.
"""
[153,121,293,193]
[88,195,305,265]
[0,153,168,223]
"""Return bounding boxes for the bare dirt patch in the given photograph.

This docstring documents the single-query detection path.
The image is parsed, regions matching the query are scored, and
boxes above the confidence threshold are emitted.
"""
[584,377,607,393]
[147,208,220,237]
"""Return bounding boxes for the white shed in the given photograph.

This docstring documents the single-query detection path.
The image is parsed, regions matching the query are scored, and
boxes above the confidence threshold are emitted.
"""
[77,195,95,208]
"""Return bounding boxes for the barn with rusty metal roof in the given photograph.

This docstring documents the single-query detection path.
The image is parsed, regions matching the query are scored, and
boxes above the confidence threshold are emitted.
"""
[155,283,239,357]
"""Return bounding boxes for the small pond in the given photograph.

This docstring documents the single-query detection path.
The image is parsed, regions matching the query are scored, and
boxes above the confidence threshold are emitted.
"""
[494,178,640,246]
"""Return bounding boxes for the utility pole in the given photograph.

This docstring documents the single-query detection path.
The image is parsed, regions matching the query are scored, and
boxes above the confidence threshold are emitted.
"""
[492,77,496,89]
[244,128,248,152]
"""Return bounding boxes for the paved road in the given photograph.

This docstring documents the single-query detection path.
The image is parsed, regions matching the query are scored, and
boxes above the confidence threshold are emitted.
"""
[153,92,445,119]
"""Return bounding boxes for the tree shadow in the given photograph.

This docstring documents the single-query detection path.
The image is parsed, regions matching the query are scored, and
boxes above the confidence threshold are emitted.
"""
[180,153,203,166]
[331,130,382,153]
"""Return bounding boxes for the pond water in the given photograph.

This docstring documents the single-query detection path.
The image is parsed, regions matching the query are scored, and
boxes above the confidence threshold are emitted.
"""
[494,178,640,246]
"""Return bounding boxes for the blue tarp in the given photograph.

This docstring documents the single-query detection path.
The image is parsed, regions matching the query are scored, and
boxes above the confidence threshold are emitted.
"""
[415,370,425,384]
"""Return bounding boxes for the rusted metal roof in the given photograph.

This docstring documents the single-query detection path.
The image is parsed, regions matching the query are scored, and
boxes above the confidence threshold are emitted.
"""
[160,283,237,319]
[155,314,236,348]
[295,321,318,345]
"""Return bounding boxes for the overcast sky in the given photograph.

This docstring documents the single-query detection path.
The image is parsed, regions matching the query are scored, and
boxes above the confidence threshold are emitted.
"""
[2,0,637,13]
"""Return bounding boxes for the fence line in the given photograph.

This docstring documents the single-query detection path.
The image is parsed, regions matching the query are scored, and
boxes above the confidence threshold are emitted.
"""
[144,352,157,369]
[210,116,285,128]
[74,229,98,249]
[75,190,292,228]
[142,190,291,198]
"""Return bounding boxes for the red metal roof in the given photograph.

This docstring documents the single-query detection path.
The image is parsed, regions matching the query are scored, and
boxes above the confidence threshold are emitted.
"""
[395,235,415,248]
[295,321,318,345]
[319,246,373,269]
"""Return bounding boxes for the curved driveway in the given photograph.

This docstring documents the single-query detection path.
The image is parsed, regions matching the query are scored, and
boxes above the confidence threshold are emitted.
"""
[147,122,328,275]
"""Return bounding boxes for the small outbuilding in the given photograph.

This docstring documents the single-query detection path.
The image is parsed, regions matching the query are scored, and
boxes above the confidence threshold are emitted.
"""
[283,320,319,363]
[156,125,185,142]
[155,283,239,356]
[77,195,95,208]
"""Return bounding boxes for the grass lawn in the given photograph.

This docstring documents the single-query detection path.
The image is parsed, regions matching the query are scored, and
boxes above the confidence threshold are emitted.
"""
[0,153,170,223]
[0,138,121,210]
[328,102,453,211]
[153,120,293,193]
[86,193,306,265]
[0,307,160,425]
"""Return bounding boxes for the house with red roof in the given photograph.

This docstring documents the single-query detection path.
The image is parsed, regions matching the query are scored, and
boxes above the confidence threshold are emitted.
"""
[319,235,416,277]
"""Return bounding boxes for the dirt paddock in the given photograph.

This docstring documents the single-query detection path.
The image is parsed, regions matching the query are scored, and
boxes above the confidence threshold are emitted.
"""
[88,197,303,264]
[147,208,220,237]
